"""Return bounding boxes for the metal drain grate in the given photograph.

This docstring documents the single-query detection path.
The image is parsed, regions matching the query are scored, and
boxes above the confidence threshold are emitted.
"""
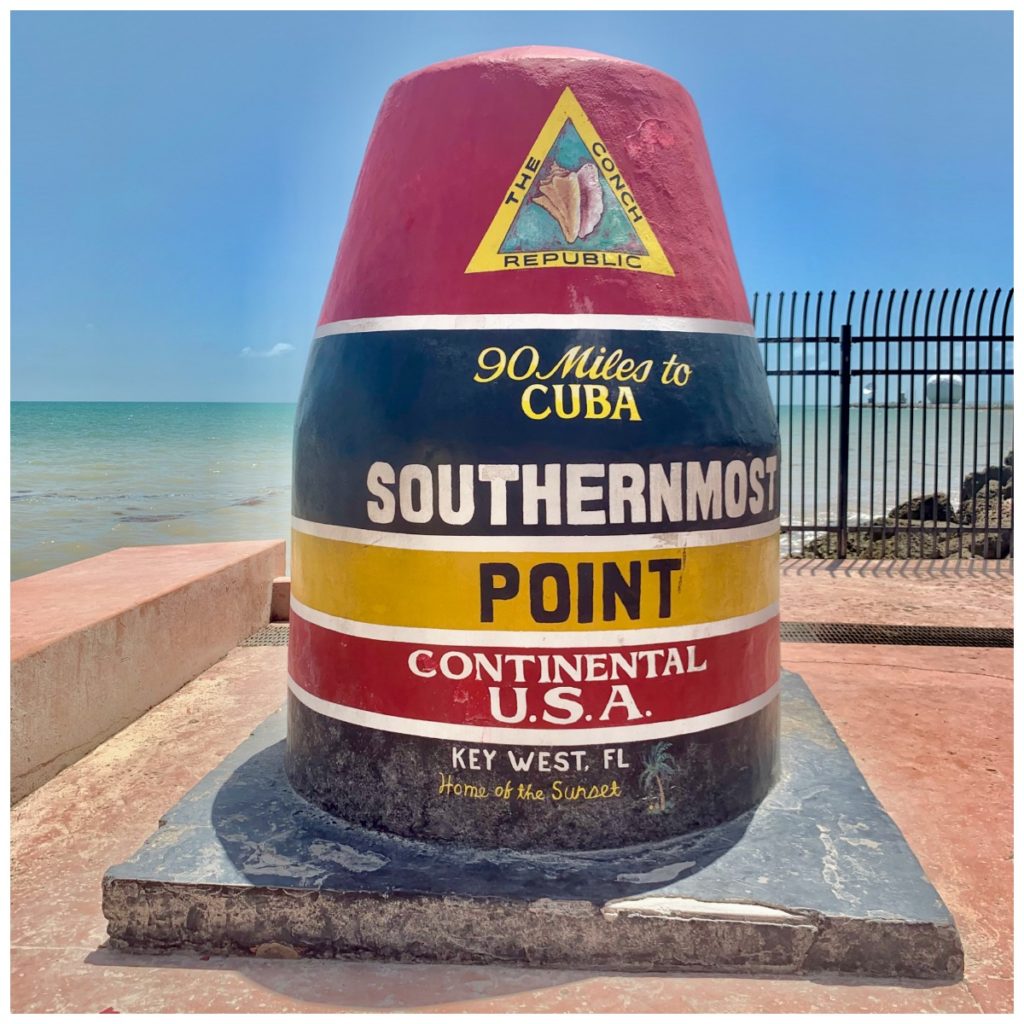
[781,621,1013,648]
[240,624,291,647]
[242,621,1011,649]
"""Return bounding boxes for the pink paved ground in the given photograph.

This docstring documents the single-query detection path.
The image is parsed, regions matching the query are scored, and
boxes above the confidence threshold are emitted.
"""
[780,558,1012,628]
[10,562,1013,1013]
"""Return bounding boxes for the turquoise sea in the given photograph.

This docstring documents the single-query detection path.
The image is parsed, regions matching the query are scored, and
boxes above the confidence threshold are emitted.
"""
[10,401,1014,579]
[11,403,294,580]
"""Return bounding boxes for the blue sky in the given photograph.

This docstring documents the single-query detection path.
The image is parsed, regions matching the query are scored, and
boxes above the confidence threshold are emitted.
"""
[11,10,1013,402]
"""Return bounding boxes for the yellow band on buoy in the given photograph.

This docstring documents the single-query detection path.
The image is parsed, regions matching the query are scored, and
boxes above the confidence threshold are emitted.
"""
[291,529,779,632]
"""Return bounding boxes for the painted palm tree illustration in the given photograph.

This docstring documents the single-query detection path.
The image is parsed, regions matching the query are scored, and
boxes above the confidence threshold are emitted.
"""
[640,741,678,814]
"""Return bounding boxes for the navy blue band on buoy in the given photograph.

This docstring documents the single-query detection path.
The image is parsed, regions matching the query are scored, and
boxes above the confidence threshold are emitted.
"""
[294,323,779,533]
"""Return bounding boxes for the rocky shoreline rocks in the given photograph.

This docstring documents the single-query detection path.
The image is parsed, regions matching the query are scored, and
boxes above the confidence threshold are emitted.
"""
[799,450,1013,560]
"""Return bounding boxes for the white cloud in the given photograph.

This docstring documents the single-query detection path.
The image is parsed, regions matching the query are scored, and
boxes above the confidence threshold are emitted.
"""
[241,342,295,359]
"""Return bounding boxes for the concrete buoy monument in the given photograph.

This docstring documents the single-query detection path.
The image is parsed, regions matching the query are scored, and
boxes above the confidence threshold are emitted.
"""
[287,46,781,850]
[105,48,962,978]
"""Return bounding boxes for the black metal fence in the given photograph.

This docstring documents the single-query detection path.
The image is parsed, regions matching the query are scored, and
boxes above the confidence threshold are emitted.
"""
[753,288,1014,560]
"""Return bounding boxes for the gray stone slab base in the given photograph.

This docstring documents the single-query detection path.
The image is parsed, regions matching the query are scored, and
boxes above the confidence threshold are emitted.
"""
[103,671,963,979]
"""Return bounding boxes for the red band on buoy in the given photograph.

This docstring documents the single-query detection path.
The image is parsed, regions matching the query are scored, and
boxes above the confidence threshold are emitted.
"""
[318,47,749,324]
[289,611,779,738]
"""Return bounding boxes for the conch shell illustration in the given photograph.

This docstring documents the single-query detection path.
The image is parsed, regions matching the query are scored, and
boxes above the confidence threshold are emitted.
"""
[532,162,604,243]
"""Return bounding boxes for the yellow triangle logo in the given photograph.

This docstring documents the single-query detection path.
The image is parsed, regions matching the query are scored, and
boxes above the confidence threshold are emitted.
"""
[466,87,674,277]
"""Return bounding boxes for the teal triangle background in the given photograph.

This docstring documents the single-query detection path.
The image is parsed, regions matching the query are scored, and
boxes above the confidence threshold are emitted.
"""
[498,120,648,255]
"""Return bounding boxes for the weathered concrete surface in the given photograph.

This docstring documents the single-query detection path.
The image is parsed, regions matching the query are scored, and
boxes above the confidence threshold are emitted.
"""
[102,672,961,979]
[10,562,1012,1011]
[10,540,285,801]
[270,576,290,621]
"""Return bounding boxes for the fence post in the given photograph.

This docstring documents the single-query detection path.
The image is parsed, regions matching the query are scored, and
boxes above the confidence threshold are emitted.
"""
[836,323,853,558]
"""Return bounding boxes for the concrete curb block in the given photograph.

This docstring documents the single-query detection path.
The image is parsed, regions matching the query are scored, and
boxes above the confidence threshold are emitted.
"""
[12,541,285,802]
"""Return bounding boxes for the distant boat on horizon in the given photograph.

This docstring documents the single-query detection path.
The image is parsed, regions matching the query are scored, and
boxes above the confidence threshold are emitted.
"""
[925,374,965,405]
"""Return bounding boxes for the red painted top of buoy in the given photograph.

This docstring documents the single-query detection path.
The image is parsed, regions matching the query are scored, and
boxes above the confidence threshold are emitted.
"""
[318,46,750,325]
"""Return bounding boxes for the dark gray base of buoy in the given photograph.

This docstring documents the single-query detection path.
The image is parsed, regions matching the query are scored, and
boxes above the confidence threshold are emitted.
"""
[285,690,780,851]
[102,671,963,979]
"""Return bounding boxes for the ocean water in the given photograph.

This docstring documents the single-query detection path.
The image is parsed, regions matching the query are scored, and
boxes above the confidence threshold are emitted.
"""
[777,404,1013,554]
[10,401,1014,579]
[11,403,294,580]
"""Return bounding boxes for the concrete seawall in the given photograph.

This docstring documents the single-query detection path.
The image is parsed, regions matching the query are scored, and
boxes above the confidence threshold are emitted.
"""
[11,540,285,802]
